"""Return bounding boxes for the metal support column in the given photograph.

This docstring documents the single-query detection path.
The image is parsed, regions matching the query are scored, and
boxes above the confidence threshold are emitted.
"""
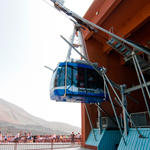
[104,73,143,137]
[61,35,143,138]
[98,103,102,134]
[85,104,97,141]
[134,53,150,99]
[102,71,126,145]
[66,25,77,60]
[77,29,86,59]
[64,25,77,96]
[132,52,150,117]
[120,85,128,136]
[65,23,87,96]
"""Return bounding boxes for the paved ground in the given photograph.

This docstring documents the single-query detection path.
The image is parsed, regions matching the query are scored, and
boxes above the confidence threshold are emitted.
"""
[0,143,94,150]
[0,143,92,150]
[66,147,94,150]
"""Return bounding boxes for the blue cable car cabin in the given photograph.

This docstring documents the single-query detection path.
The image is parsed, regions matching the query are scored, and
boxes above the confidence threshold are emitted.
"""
[50,61,108,103]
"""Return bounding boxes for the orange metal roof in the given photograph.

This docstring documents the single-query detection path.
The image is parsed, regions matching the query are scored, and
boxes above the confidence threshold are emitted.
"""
[83,0,150,52]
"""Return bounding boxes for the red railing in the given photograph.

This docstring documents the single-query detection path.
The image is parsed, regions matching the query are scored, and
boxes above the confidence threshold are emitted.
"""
[0,136,81,150]
[0,142,80,150]
[1,136,81,143]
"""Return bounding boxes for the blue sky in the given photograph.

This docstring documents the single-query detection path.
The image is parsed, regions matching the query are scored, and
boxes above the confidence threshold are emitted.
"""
[0,0,93,127]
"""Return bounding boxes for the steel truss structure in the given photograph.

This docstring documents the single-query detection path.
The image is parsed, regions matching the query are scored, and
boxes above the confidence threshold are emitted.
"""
[46,0,150,145]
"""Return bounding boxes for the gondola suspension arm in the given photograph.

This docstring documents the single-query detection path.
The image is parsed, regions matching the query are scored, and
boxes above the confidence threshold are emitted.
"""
[49,0,150,56]
[60,35,144,138]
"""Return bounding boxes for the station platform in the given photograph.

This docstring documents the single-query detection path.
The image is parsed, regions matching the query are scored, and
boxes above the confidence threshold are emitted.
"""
[69,148,93,150]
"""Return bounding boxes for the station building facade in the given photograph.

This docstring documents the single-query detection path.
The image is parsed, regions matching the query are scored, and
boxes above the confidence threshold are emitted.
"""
[81,0,150,148]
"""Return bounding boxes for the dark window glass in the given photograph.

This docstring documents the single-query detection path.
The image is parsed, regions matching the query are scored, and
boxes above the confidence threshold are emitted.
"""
[77,67,85,88]
[87,69,97,89]
[87,68,104,89]
[51,64,104,90]
[97,75,104,89]
[73,67,85,88]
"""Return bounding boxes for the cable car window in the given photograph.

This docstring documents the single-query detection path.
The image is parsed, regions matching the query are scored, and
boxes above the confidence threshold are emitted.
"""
[75,67,85,88]
[67,66,72,86]
[87,69,97,89]
[50,62,108,103]
[59,66,65,86]
[73,67,78,87]
[54,66,65,87]
[87,68,104,89]
[97,75,104,89]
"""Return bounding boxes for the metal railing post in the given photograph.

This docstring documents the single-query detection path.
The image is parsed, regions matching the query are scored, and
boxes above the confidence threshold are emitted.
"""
[14,142,17,150]
[51,139,53,150]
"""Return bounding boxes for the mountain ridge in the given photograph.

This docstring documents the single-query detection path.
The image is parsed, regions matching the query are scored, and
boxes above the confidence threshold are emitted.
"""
[0,98,80,135]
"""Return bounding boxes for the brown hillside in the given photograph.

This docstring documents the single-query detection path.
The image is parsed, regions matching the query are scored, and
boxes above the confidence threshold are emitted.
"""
[0,98,80,135]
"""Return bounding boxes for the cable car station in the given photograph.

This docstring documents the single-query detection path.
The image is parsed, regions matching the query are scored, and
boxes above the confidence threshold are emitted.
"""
[47,0,150,149]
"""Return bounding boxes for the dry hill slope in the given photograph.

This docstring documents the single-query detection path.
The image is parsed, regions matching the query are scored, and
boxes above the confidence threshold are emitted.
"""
[0,98,80,135]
